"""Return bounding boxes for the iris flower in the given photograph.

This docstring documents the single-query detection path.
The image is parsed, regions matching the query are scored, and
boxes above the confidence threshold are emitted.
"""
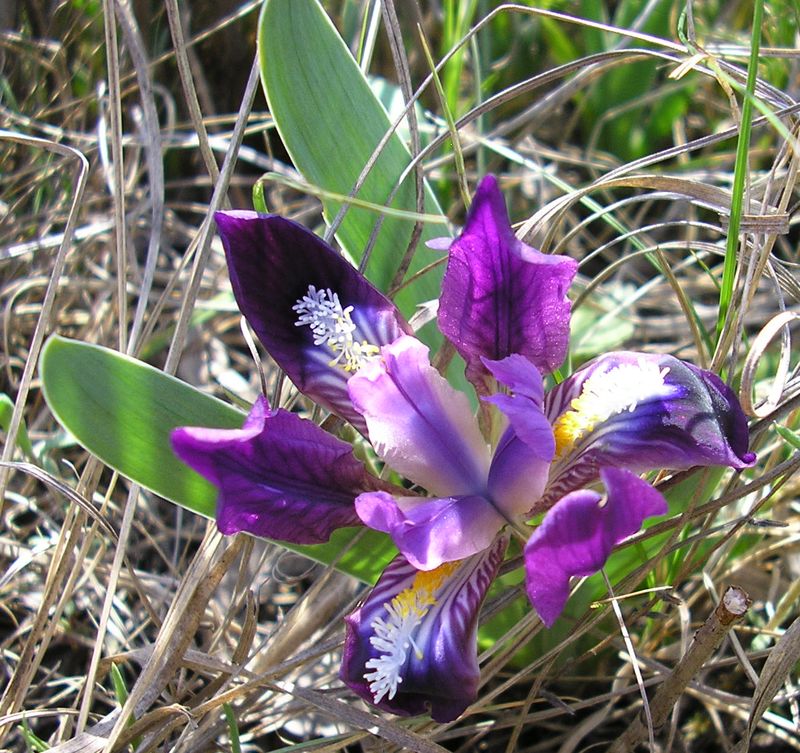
[172,176,754,722]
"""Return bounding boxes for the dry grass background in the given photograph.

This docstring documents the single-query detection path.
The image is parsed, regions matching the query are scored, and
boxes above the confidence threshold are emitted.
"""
[1,1,800,751]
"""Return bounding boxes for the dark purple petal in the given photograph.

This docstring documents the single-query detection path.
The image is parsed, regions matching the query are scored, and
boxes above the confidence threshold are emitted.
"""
[171,396,377,544]
[524,468,667,627]
[341,536,508,722]
[215,212,409,429]
[542,352,756,510]
[348,335,491,497]
[355,491,506,570]
[438,175,577,393]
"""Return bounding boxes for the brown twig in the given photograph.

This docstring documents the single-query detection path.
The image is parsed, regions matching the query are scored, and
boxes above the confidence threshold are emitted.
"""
[609,586,751,752]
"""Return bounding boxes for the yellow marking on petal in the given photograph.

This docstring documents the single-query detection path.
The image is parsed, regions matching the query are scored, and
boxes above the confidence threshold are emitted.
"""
[553,360,671,458]
[364,560,462,703]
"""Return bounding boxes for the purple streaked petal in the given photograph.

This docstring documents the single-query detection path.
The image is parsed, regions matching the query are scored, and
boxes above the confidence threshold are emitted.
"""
[215,212,409,429]
[524,467,667,627]
[438,175,577,393]
[483,354,555,461]
[542,352,755,510]
[341,536,508,722]
[348,335,491,497]
[171,396,376,544]
[355,491,506,570]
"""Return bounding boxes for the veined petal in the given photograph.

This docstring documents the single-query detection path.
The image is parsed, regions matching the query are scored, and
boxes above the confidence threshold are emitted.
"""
[348,335,491,497]
[341,536,508,722]
[524,468,667,627]
[542,352,756,509]
[438,175,577,393]
[355,491,506,570]
[215,212,409,429]
[171,396,375,544]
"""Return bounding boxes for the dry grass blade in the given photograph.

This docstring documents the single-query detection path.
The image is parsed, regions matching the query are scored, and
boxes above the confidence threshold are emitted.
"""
[736,615,800,752]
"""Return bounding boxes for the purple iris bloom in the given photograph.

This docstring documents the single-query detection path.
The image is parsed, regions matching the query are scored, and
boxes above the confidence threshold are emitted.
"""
[171,175,755,722]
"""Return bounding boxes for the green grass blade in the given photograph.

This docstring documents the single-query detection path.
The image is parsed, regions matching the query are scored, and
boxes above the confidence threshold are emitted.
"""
[715,0,764,343]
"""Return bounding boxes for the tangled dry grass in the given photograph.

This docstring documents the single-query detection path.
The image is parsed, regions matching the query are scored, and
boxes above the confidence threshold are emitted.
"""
[2,1,800,751]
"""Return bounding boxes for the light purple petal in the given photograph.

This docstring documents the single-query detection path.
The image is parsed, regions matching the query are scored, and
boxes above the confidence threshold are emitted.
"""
[341,536,507,722]
[215,212,409,429]
[483,354,555,461]
[524,467,667,627]
[355,491,506,570]
[171,396,376,544]
[438,175,577,393]
[542,352,756,510]
[487,429,550,518]
[348,335,491,497]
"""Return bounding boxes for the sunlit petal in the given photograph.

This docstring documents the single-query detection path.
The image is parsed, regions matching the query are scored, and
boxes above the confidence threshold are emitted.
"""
[542,352,756,509]
[215,212,408,429]
[438,175,577,393]
[348,335,491,496]
[524,467,667,626]
[355,491,506,570]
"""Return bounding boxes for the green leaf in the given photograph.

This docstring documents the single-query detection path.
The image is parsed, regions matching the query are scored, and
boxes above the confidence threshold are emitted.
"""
[0,393,35,458]
[258,0,448,318]
[39,335,397,584]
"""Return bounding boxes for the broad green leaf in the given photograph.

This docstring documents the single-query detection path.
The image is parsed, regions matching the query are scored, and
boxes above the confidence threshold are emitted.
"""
[40,335,395,583]
[258,0,448,320]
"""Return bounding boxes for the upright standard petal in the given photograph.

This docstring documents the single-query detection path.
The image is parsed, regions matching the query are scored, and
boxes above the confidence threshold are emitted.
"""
[524,468,667,627]
[438,175,577,393]
[542,352,756,509]
[171,396,378,544]
[341,536,508,722]
[348,335,491,497]
[215,212,409,428]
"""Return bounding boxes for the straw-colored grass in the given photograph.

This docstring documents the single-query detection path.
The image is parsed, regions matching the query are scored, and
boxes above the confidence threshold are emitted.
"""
[1,1,799,751]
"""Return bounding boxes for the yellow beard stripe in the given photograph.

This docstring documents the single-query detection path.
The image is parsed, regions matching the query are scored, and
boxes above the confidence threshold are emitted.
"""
[552,360,671,458]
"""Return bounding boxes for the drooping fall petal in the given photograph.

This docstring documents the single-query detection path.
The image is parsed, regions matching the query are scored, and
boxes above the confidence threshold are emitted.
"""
[348,335,491,497]
[438,175,577,393]
[541,352,756,510]
[524,467,667,627]
[215,212,409,429]
[171,396,377,544]
[341,536,508,722]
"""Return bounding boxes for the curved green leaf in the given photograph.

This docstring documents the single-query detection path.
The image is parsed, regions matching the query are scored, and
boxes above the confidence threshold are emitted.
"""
[39,335,396,583]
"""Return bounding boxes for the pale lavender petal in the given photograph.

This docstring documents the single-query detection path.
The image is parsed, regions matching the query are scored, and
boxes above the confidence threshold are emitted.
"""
[524,467,667,626]
[438,175,577,393]
[171,396,375,544]
[341,536,507,722]
[542,352,756,510]
[348,335,491,497]
[215,212,409,429]
[355,491,506,570]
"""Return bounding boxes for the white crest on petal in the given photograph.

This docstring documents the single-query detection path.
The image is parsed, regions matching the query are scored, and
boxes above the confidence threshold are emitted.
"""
[293,285,378,371]
[553,359,671,456]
